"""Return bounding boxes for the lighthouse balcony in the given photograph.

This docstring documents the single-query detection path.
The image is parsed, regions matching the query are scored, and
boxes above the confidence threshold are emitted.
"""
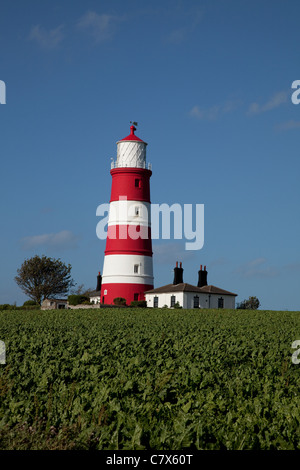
[111,160,152,171]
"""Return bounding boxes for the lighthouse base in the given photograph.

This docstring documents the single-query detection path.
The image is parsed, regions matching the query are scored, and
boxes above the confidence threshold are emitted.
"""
[100,283,154,306]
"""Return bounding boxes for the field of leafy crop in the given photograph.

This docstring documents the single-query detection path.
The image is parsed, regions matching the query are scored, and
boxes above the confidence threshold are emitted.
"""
[0,308,300,450]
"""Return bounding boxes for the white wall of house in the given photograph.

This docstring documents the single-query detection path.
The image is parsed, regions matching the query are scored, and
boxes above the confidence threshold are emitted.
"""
[146,292,184,308]
[90,296,100,304]
[146,292,235,309]
[183,292,235,309]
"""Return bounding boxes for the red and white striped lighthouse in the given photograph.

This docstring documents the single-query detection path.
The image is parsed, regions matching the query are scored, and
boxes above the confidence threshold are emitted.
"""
[100,124,154,305]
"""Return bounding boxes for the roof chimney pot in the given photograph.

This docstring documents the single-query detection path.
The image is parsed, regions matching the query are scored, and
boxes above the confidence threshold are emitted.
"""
[198,265,207,288]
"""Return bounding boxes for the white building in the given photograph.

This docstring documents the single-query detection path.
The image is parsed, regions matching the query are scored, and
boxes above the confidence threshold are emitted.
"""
[145,263,237,309]
[88,272,102,304]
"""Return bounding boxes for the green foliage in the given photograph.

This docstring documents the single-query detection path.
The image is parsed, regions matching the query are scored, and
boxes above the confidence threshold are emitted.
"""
[0,304,12,310]
[173,301,182,309]
[130,300,147,308]
[67,295,89,306]
[113,297,127,306]
[0,304,40,311]
[237,296,260,310]
[23,300,39,306]
[0,308,300,450]
[19,305,40,311]
[15,255,74,305]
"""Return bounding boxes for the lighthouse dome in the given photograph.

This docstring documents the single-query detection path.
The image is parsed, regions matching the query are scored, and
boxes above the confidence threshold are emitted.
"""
[114,125,149,169]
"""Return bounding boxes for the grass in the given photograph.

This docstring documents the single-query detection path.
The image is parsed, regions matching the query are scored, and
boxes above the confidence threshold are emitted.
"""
[0,308,300,450]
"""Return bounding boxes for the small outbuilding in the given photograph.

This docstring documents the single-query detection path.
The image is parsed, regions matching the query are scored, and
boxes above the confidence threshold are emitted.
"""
[41,298,68,310]
[145,263,237,309]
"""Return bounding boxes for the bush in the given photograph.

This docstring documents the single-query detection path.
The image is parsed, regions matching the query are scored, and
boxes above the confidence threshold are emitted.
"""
[0,304,12,310]
[23,300,39,306]
[67,295,89,306]
[21,304,40,310]
[113,297,127,306]
[0,303,40,311]
[174,301,182,309]
[130,300,147,308]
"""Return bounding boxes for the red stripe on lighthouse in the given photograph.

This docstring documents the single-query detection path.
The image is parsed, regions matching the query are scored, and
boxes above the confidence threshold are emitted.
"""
[101,283,154,304]
[105,225,152,256]
[110,168,152,202]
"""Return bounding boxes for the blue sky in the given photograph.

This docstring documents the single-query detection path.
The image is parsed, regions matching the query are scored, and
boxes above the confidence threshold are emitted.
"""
[0,0,299,310]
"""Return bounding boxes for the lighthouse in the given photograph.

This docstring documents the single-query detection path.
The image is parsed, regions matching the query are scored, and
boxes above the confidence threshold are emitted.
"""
[100,124,154,305]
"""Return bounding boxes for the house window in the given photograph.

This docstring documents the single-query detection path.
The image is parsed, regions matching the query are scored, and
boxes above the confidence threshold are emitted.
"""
[134,293,139,301]
[154,296,158,308]
[218,297,224,309]
[170,295,176,307]
[193,295,199,308]
[134,264,139,273]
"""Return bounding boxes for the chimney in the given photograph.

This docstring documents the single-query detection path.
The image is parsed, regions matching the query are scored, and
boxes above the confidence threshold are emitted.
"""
[96,271,102,291]
[197,265,207,287]
[173,261,184,284]
[179,262,183,283]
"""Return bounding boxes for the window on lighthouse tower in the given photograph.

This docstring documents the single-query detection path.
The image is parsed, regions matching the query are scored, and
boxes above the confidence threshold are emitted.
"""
[134,264,139,274]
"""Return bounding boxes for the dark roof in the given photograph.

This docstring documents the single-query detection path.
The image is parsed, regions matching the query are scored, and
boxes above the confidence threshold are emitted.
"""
[198,285,237,296]
[145,283,200,294]
[88,290,101,297]
[144,283,237,296]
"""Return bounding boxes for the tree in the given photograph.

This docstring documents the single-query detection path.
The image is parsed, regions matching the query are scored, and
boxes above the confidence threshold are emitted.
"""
[70,283,85,295]
[15,255,74,305]
[68,294,90,306]
[237,296,260,310]
[70,284,94,298]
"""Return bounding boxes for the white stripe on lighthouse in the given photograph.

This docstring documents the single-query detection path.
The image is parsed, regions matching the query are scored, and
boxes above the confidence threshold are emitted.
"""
[116,141,147,168]
[108,200,151,227]
[101,254,153,284]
